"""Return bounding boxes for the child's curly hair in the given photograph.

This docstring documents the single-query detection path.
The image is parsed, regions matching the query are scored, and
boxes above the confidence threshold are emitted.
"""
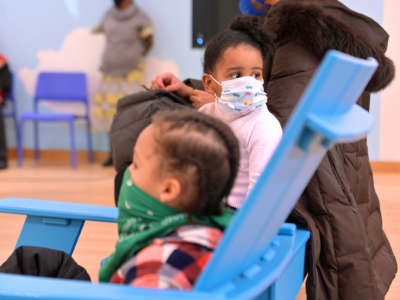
[151,110,240,215]
[203,15,275,80]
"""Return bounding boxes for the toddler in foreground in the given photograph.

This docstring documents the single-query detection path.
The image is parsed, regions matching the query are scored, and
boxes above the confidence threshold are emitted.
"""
[99,110,240,289]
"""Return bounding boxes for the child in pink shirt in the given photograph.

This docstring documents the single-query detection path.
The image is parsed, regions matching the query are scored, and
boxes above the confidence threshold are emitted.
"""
[199,16,282,208]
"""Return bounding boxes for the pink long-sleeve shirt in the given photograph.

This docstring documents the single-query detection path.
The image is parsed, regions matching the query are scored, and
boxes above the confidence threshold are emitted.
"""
[200,102,282,208]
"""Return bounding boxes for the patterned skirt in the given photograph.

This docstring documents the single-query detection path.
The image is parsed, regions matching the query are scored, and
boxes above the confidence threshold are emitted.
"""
[92,61,145,132]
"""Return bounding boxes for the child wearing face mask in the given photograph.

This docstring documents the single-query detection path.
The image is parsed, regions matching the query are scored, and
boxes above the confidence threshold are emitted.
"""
[99,110,240,289]
[199,16,282,209]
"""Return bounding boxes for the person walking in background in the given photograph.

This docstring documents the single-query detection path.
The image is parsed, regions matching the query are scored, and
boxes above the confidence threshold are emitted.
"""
[0,54,11,170]
[92,0,153,167]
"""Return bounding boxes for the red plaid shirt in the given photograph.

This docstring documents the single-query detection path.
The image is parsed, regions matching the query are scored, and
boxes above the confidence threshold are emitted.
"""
[110,225,223,289]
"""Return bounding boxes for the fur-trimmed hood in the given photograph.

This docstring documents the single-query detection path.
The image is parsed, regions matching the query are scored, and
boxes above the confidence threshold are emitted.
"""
[263,0,395,92]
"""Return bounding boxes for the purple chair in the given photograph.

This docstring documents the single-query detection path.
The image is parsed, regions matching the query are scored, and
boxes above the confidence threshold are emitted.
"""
[17,72,94,168]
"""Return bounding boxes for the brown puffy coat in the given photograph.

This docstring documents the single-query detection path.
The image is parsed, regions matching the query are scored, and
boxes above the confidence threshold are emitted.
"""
[262,0,397,299]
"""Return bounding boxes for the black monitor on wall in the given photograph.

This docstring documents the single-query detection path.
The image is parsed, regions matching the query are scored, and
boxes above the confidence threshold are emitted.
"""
[192,0,242,48]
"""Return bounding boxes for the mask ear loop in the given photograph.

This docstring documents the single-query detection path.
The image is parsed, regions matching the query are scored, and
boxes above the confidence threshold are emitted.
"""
[207,74,222,99]
[208,74,222,86]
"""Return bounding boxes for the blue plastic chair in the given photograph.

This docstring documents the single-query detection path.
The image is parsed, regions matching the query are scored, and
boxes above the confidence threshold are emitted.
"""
[17,72,94,168]
[0,50,377,300]
[2,72,18,144]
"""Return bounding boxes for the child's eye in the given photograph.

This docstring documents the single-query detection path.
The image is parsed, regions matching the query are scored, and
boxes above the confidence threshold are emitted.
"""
[252,72,262,79]
[231,72,241,79]
[131,162,138,169]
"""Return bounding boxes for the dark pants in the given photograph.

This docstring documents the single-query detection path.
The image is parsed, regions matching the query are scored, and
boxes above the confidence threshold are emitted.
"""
[0,107,7,164]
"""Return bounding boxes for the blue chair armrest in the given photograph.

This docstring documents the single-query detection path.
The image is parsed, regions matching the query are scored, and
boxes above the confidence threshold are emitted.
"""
[306,104,374,145]
[0,198,118,254]
[0,198,117,223]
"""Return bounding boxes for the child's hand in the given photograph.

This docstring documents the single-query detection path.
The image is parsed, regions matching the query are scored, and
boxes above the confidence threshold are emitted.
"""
[151,73,194,99]
[151,72,179,90]
[190,90,214,109]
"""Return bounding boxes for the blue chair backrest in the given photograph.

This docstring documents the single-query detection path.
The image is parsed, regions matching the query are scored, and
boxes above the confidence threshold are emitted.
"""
[33,72,88,115]
[194,50,377,294]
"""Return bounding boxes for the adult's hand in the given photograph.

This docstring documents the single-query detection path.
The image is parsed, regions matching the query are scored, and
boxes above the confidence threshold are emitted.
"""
[144,35,153,55]
[190,89,214,109]
[151,72,194,99]
[91,26,103,34]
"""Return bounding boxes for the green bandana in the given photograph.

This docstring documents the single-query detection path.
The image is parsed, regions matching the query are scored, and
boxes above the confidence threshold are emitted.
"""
[98,169,235,282]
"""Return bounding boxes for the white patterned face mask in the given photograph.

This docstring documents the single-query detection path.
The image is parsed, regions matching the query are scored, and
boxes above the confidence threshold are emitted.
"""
[210,75,267,114]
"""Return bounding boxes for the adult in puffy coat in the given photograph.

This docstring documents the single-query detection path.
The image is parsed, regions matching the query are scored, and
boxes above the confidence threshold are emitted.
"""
[263,1,396,299]
[144,1,398,299]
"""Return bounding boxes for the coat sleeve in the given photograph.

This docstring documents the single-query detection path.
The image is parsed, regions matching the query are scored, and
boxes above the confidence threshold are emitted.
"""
[136,8,154,38]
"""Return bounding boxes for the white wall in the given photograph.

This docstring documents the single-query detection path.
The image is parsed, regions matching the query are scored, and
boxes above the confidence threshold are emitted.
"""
[340,0,384,161]
[0,0,204,151]
[340,0,399,161]
[380,0,400,161]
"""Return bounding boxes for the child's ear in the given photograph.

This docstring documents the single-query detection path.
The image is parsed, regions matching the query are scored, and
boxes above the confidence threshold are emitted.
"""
[159,178,181,206]
[202,74,219,96]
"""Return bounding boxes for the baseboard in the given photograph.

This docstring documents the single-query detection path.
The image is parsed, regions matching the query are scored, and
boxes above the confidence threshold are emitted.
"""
[370,162,400,173]
[7,149,399,172]
[7,148,110,164]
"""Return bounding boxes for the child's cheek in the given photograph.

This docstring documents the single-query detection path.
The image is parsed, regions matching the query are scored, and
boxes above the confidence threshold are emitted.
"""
[216,84,223,98]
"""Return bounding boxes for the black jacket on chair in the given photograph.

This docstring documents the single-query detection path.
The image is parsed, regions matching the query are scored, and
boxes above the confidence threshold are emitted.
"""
[110,88,193,205]
[0,246,90,281]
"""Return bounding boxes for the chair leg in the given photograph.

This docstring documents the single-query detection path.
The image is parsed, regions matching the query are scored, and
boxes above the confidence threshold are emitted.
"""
[13,115,19,147]
[86,119,94,163]
[17,119,24,167]
[33,121,40,162]
[69,121,77,169]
